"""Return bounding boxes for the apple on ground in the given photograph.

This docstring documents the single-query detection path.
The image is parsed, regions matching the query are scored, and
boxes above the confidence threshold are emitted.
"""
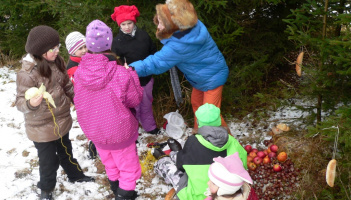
[270,144,279,153]
[248,152,257,158]
[248,162,257,171]
[252,148,258,153]
[268,152,276,158]
[273,164,282,172]
[247,156,254,163]
[244,145,252,153]
[253,156,263,165]
[263,156,271,164]
[277,152,288,162]
[257,151,266,158]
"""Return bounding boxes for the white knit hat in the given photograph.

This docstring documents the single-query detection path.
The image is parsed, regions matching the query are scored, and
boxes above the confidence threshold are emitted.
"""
[65,31,86,55]
[208,153,253,196]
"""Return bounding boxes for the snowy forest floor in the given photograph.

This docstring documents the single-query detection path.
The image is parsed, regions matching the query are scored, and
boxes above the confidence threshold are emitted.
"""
[0,66,318,200]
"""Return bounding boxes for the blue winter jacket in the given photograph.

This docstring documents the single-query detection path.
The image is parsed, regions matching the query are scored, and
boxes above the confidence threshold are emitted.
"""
[130,20,229,92]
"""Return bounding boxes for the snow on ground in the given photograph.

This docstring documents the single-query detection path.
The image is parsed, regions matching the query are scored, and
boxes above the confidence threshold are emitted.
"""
[0,66,309,200]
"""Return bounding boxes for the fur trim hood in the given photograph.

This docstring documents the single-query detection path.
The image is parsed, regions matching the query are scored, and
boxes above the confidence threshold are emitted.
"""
[154,0,198,40]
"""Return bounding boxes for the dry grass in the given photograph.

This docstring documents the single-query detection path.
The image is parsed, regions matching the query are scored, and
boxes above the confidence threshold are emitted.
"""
[153,75,193,129]
[15,168,32,178]
[273,130,334,199]
[22,150,30,157]
[0,51,21,69]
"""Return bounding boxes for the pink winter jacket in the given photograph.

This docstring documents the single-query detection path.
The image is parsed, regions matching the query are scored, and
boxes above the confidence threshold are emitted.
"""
[74,53,143,150]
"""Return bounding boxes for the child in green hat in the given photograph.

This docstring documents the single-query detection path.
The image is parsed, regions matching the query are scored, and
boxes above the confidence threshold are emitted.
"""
[153,103,247,200]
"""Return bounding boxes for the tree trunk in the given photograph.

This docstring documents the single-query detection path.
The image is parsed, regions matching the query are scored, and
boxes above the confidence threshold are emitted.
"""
[322,0,329,39]
[334,0,346,37]
[318,0,329,125]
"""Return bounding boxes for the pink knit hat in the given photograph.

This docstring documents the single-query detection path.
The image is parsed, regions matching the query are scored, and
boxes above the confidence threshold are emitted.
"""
[86,20,113,52]
[208,152,253,196]
[111,5,140,26]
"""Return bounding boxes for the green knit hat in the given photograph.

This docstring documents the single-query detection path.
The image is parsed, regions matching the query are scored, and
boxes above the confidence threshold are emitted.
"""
[195,103,221,128]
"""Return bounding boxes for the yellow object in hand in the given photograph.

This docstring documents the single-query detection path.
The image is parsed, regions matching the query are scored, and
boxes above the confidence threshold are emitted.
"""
[25,83,56,108]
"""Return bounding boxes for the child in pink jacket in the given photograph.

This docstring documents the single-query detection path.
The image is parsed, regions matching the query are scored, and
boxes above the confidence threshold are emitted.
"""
[74,19,143,200]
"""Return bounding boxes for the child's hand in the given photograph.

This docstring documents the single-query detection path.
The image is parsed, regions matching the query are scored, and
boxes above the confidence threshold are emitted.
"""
[29,94,43,107]
[124,62,130,69]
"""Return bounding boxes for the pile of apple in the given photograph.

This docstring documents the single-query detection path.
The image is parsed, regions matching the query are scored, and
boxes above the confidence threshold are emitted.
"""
[244,140,300,199]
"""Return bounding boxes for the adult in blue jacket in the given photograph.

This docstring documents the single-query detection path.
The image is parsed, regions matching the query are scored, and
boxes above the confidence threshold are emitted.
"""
[130,0,230,134]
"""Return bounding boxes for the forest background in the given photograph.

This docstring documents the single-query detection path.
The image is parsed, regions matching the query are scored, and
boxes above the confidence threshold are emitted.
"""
[1,0,351,199]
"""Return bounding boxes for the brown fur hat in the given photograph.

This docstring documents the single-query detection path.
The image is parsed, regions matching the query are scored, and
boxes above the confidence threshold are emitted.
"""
[155,0,198,40]
[166,0,198,30]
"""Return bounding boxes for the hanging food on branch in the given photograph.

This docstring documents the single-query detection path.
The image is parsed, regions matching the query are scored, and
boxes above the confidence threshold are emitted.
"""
[296,51,304,77]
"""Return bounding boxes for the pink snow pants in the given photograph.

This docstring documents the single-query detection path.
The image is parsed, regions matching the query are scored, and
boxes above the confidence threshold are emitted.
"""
[96,143,141,190]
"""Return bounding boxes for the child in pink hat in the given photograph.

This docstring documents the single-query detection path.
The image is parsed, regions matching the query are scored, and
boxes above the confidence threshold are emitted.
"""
[74,19,143,200]
[205,152,258,200]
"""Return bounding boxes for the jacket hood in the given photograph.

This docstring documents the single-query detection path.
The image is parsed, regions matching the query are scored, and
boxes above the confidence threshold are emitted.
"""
[160,20,208,49]
[198,126,229,148]
[77,53,115,91]
[20,53,36,72]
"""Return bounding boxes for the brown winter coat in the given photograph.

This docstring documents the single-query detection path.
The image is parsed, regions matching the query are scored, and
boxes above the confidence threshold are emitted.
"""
[15,54,74,142]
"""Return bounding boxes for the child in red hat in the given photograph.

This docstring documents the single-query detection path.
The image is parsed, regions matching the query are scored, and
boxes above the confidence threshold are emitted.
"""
[111,5,160,135]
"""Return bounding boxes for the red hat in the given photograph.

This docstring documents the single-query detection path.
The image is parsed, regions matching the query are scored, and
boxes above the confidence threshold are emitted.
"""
[111,5,140,26]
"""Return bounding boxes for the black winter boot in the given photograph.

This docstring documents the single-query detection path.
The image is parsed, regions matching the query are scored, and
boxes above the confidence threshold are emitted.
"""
[148,128,160,135]
[116,188,138,200]
[40,190,53,200]
[152,148,168,160]
[88,141,97,159]
[167,138,182,151]
[109,179,119,196]
[69,175,95,183]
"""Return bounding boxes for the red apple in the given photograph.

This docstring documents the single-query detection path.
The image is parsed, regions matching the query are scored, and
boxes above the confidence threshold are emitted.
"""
[252,148,258,153]
[263,156,271,164]
[248,152,257,158]
[270,144,279,153]
[244,145,252,153]
[268,152,276,158]
[256,151,266,158]
[248,162,257,171]
[253,156,263,165]
[273,164,282,172]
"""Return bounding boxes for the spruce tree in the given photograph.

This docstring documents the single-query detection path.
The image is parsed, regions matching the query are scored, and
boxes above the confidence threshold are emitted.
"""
[284,0,351,124]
